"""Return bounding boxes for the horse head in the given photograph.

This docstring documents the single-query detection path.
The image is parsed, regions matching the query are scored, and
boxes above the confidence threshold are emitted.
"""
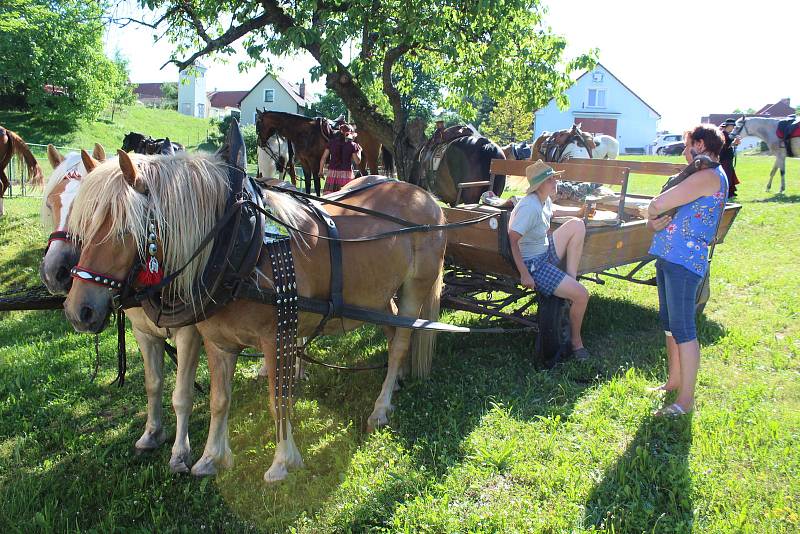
[160,137,175,156]
[255,109,278,144]
[40,143,107,295]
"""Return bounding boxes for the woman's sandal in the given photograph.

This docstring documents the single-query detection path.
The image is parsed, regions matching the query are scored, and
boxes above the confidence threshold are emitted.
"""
[653,403,691,417]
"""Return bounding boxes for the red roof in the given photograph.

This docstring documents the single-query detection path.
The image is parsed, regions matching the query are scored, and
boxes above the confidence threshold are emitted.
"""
[133,83,164,98]
[208,91,249,109]
[701,99,795,126]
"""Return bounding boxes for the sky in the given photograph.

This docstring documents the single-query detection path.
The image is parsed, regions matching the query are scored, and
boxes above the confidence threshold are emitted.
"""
[106,0,800,132]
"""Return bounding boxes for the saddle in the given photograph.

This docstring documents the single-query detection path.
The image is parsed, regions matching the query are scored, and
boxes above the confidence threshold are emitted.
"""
[776,115,800,157]
[140,126,266,328]
[536,128,592,162]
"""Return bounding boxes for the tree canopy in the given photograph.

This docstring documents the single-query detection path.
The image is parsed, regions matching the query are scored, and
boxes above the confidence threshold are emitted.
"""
[0,0,126,121]
[136,0,594,178]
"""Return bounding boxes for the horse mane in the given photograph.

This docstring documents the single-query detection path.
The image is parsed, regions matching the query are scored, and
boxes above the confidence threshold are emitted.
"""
[69,152,230,304]
[40,151,84,226]
[258,110,316,121]
[1,128,44,188]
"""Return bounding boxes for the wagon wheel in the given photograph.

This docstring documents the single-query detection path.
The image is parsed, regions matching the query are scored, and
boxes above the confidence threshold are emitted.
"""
[533,294,572,370]
[695,271,711,315]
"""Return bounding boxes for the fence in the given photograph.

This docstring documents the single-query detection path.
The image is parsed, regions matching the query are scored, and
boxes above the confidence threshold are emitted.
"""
[5,142,80,198]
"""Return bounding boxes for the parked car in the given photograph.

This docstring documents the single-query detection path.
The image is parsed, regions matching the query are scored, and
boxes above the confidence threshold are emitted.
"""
[661,141,685,156]
[651,133,683,155]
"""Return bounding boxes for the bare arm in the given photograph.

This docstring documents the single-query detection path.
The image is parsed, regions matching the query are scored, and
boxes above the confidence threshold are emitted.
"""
[351,143,362,166]
[647,169,719,218]
[509,230,535,289]
[318,148,329,174]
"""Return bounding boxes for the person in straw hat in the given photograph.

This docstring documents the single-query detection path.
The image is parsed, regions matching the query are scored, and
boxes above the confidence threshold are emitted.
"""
[508,160,591,359]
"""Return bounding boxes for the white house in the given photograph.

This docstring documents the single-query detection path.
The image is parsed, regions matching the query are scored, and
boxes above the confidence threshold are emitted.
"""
[534,63,660,154]
[178,63,209,118]
[238,75,308,125]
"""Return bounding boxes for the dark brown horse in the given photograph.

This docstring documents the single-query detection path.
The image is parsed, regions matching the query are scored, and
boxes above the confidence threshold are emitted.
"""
[122,132,185,155]
[414,127,506,206]
[0,125,43,214]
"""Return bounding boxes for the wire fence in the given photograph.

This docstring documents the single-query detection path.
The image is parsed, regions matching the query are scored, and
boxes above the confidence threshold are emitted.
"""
[5,142,80,198]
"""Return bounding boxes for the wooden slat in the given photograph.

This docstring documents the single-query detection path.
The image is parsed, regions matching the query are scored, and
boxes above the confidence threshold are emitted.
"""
[553,158,685,176]
[490,159,629,186]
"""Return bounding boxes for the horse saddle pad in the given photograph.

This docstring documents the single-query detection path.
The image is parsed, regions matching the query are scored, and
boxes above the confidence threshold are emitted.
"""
[142,172,266,328]
[776,117,800,139]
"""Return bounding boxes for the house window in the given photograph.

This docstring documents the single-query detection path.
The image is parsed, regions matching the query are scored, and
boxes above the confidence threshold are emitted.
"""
[197,103,205,117]
[264,89,275,103]
[592,71,604,83]
[181,103,192,115]
[587,88,606,108]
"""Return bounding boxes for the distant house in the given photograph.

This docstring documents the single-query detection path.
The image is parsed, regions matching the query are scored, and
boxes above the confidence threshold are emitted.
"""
[207,90,249,119]
[533,63,660,154]
[238,75,308,126]
[701,98,796,151]
[178,63,209,118]
[133,83,164,106]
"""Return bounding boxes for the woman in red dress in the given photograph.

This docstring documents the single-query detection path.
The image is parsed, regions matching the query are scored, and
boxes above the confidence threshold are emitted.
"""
[320,123,362,194]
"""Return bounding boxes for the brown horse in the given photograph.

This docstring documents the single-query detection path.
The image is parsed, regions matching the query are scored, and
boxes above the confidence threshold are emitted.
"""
[0,125,43,213]
[62,142,446,482]
[255,110,331,195]
[354,126,393,176]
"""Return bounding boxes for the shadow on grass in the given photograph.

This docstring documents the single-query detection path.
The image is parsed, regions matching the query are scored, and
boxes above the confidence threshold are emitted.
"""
[751,193,800,204]
[0,111,79,146]
[583,414,694,532]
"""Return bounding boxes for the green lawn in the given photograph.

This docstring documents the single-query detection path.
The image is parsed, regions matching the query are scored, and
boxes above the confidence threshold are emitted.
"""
[0,107,216,177]
[0,156,798,532]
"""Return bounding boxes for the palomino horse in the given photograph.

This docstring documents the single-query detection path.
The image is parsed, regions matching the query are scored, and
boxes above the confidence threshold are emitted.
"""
[62,137,446,482]
[733,115,800,192]
[39,143,203,473]
[122,132,185,155]
[354,126,394,176]
[415,129,507,206]
[0,125,43,215]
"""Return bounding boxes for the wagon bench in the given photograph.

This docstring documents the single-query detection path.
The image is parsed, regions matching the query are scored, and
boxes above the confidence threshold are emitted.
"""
[440,158,741,368]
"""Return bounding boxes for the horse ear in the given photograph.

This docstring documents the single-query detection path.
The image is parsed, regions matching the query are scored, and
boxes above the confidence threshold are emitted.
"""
[80,150,99,173]
[160,137,175,156]
[215,118,246,169]
[116,149,139,186]
[93,143,106,162]
[47,144,64,168]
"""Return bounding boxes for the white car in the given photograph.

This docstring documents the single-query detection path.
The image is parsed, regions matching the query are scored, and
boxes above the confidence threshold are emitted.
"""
[651,133,684,155]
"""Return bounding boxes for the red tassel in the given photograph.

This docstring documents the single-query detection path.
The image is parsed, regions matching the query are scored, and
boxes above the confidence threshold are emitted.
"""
[136,257,163,286]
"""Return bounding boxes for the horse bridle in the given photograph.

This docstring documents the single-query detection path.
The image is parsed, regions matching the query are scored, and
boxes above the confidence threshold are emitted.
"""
[731,117,747,138]
[45,167,84,252]
[259,134,289,181]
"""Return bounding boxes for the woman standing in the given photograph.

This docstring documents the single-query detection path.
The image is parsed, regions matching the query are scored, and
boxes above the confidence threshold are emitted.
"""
[646,124,728,416]
[719,118,741,198]
[320,123,362,194]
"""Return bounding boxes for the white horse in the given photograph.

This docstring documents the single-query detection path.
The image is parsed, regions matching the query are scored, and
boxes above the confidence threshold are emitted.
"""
[256,134,294,185]
[40,145,203,473]
[733,115,799,192]
[591,134,619,159]
[560,140,592,160]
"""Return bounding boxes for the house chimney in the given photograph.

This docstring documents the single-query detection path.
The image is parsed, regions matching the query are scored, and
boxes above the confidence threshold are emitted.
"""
[780,97,790,106]
[299,79,306,100]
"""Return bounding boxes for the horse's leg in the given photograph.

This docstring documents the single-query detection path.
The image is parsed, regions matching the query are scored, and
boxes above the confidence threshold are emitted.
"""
[191,342,237,476]
[131,327,167,452]
[381,299,403,389]
[261,336,304,483]
[169,325,202,473]
[767,150,782,191]
[313,170,321,196]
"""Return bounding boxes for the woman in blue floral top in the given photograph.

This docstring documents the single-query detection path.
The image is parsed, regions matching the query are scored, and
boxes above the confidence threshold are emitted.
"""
[646,124,728,417]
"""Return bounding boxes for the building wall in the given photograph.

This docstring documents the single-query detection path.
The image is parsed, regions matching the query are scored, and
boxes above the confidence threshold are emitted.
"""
[239,76,302,126]
[177,65,209,118]
[534,64,660,153]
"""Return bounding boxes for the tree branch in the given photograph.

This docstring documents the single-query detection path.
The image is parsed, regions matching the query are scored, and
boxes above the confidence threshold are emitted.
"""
[382,43,413,125]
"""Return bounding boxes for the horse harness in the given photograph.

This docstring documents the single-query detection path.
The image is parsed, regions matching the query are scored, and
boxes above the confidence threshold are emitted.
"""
[537,131,593,162]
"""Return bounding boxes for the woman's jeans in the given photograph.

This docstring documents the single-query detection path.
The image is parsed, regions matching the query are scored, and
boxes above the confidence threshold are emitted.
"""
[655,258,703,343]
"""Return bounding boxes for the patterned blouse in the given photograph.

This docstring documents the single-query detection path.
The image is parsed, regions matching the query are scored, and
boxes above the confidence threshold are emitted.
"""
[649,166,728,277]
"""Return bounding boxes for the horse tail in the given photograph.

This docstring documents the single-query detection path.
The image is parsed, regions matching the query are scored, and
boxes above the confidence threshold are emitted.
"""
[380,146,394,177]
[483,140,506,195]
[8,129,43,187]
[410,258,443,380]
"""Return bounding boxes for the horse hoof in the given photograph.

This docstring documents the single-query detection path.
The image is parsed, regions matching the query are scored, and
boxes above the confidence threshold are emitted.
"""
[367,408,392,433]
[169,451,192,474]
[190,456,218,477]
[264,464,289,483]
[135,429,167,452]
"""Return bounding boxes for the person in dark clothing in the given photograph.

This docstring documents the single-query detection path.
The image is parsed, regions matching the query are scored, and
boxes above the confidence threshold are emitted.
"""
[719,118,741,197]
[319,123,362,194]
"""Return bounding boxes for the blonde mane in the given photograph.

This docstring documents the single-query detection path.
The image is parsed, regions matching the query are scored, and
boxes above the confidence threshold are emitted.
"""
[69,152,230,304]
[40,152,84,227]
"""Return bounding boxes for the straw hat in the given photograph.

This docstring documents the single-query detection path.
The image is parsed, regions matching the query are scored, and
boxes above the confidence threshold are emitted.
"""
[525,160,563,194]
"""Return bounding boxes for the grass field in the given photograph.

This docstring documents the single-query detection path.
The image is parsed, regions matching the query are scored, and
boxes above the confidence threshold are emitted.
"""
[0,155,798,532]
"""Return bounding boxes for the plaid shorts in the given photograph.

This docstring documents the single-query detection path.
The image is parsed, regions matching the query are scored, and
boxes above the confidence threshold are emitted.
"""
[523,239,566,296]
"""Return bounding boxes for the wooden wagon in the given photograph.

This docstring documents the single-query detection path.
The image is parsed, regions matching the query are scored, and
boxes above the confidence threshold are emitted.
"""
[440,158,741,367]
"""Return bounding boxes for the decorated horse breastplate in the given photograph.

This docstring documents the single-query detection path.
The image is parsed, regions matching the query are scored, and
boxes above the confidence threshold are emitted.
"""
[141,170,266,328]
